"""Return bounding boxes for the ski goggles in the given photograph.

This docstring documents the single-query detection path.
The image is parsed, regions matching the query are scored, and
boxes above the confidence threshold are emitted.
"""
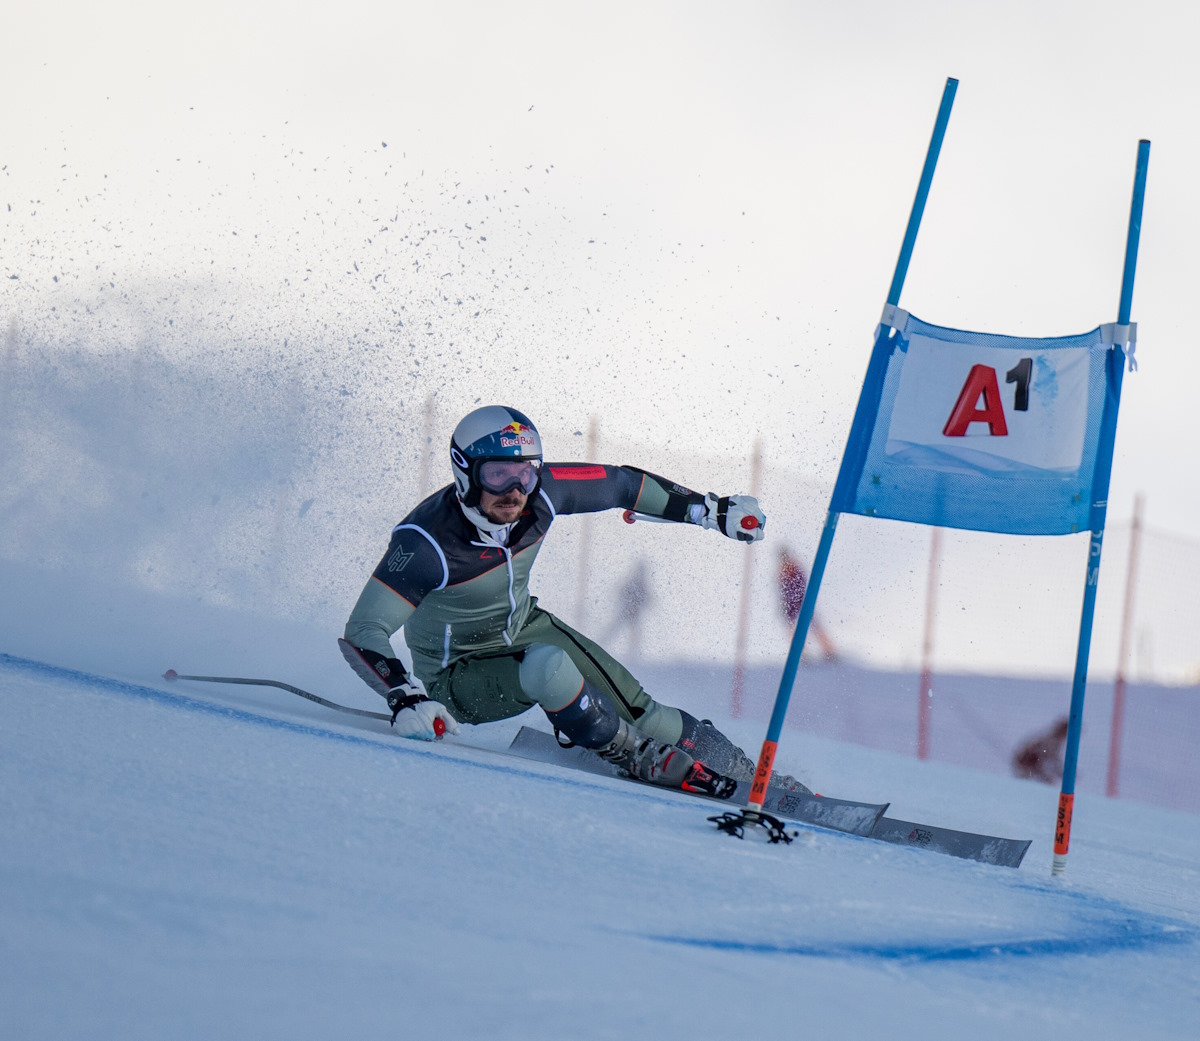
[476,458,543,496]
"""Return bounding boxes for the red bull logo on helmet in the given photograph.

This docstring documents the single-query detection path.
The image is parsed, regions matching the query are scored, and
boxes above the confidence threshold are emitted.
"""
[498,421,537,449]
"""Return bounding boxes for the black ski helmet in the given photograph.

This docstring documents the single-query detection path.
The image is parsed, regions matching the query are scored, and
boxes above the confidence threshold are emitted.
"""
[450,405,543,507]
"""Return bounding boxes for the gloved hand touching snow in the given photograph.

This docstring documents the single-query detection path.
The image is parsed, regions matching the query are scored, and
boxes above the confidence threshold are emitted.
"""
[695,493,766,543]
[386,684,460,740]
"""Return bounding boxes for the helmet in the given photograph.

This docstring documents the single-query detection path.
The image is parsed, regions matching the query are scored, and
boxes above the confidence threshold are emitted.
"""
[450,405,543,507]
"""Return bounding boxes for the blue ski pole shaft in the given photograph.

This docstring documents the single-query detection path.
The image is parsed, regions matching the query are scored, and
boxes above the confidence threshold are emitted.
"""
[747,77,958,810]
[1054,139,1149,875]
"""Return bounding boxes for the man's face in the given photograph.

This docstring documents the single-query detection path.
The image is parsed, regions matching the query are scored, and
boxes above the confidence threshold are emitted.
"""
[479,487,529,525]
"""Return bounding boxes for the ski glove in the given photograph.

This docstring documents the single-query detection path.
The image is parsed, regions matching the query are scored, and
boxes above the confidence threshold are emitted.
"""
[387,685,461,741]
[696,492,766,543]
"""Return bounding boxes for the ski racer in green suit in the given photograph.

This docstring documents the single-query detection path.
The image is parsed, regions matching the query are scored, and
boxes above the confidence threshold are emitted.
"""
[341,404,799,796]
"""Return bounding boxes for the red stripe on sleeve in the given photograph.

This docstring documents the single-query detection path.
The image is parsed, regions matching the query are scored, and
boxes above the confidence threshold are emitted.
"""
[549,465,607,481]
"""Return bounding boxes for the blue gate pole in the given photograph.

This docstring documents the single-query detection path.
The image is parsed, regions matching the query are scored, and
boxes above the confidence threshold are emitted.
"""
[747,76,959,810]
[1052,139,1150,876]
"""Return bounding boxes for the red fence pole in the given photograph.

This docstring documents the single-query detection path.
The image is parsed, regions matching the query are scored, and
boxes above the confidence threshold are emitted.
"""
[917,526,942,760]
[1107,494,1144,797]
[730,439,763,717]
[574,415,600,628]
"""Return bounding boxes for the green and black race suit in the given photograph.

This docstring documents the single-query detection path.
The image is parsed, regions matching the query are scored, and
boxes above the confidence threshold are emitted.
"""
[343,463,705,688]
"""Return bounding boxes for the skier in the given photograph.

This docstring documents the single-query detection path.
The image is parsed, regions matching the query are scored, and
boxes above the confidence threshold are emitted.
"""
[777,548,837,661]
[600,558,651,660]
[1012,717,1070,784]
[340,404,796,797]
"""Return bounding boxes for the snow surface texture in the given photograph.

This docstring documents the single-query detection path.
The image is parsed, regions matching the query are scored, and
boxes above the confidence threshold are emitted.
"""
[3,651,1198,1040]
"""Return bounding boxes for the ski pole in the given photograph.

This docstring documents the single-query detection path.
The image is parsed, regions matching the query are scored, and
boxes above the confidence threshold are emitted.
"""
[621,509,674,525]
[162,669,394,723]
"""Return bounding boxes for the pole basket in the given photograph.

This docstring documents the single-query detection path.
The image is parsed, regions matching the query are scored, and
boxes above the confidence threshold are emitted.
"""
[708,809,798,844]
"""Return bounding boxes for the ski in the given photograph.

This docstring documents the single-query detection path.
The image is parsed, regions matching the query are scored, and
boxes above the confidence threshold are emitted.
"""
[507,726,887,837]
[869,816,1030,867]
[506,726,1030,867]
[162,669,1029,866]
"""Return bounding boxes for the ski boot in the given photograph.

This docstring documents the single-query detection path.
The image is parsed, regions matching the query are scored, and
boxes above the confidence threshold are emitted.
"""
[526,648,738,800]
[677,712,813,796]
[598,718,737,799]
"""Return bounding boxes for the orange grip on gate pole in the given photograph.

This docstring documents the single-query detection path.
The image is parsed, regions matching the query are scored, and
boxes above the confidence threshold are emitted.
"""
[1054,792,1074,856]
[748,740,778,809]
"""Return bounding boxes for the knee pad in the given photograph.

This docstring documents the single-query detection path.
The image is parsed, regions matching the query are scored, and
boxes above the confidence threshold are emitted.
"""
[518,643,585,711]
[538,676,621,751]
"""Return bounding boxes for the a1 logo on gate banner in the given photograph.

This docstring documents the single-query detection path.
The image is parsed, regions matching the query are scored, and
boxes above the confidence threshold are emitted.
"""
[884,334,1092,475]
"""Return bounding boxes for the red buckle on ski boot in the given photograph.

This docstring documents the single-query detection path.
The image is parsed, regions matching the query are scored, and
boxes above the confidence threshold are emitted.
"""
[681,761,738,800]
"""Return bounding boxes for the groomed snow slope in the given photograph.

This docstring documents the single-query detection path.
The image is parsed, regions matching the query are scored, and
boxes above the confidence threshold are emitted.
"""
[3,651,1198,1041]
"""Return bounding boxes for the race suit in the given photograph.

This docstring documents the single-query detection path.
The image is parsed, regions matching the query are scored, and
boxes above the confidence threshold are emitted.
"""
[342,463,709,738]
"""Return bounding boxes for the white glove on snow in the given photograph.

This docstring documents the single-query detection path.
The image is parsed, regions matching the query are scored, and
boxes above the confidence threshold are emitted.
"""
[697,492,766,543]
[387,686,461,741]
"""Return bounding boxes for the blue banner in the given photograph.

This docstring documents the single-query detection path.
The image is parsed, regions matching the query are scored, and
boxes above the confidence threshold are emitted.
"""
[830,311,1130,536]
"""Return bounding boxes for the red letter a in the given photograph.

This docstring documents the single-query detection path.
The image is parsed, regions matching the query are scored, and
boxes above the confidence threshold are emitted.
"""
[942,364,1008,437]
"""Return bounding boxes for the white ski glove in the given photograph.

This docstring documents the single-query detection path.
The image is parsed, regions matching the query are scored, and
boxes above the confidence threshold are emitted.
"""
[386,685,461,741]
[696,493,766,543]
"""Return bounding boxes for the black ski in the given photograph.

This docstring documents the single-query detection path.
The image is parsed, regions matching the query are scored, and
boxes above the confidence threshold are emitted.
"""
[506,726,1030,867]
[506,726,887,837]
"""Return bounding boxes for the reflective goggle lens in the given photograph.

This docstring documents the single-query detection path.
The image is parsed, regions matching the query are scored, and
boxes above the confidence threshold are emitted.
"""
[477,459,542,495]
